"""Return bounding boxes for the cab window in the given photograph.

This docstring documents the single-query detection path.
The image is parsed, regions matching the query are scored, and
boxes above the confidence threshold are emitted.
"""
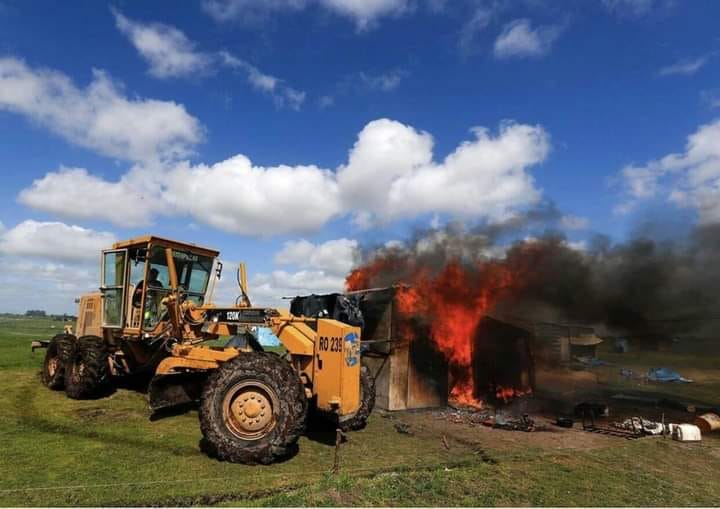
[142,246,171,330]
[174,250,213,306]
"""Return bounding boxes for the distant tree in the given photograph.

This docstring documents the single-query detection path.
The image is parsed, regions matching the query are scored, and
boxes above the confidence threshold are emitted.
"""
[25,310,47,317]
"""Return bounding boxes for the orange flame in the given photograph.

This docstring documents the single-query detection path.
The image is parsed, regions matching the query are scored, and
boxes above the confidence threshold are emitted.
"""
[347,253,533,407]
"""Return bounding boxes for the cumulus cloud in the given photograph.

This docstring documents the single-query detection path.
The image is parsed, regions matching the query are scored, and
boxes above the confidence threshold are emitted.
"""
[112,8,212,78]
[616,119,720,222]
[493,19,562,59]
[17,166,162,227]
[248,269,346,307]
[0,259,99,314]
[658,55,710,77]
[320,0,409,30]
[0,220,116,261]
[164,155,340,235]
[202,0,409,30]
[18,118,550,234]
[337,118,550,227]
[274,238,359,275]
[0,57,203,162]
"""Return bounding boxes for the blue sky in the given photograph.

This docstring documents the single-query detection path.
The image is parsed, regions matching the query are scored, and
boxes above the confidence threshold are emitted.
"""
[1,0,719,313]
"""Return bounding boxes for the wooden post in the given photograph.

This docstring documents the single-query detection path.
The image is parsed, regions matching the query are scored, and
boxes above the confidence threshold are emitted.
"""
[662,412,666,439]
[333,428,342,474]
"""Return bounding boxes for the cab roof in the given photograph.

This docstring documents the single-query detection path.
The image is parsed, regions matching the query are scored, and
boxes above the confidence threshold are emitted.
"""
[111,235,220,258]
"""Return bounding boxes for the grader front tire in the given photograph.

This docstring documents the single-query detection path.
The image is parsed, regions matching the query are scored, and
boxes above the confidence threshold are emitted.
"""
[64,335,111,400]
[199,352,307,464]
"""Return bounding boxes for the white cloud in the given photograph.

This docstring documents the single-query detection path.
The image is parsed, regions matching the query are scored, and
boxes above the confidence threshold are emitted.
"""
[602,0,658,16]
[658,56,709,77]
[249,269,346,308]
[337,118,550,226]
[17,166,162,227]
[0,220,116,261]
[320,0,409,30]
[18,118,551,234]
[384,239,405,249]
[0,57,203,162]
[111,9,305,110]
[202,0,307,23]
[0,258,99,314]
[493,19,562,59]
[112,8,212,78]
[359,69,407,91]
[274,238,359,275]
[318,95,335,109]
[221,51,306,110]
[458,5,495,53]
[164,155,340,235]
[701,90,720,109]
[202,0,408,30]
[616,119,720,222]
[560,215,590,230]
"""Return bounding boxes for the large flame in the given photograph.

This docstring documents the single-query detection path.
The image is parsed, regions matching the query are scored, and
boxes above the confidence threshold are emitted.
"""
[347,252,532,407]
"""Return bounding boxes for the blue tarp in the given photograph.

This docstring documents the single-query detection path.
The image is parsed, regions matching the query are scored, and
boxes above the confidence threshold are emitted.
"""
[256,327,280,347]
[647,367,693,383]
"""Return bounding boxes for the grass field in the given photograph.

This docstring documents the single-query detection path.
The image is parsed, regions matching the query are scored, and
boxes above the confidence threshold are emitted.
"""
[1,316,720,506]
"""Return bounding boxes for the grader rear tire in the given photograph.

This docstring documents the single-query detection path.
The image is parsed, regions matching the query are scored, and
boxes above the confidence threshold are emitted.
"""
[41,334,74,390]
[339,365,375,432]
[64,335,111,400]
[199,352,307,464]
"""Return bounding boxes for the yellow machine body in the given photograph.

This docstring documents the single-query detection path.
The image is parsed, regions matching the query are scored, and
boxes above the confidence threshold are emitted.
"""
[72,235,364,420]
[313,320,361,415]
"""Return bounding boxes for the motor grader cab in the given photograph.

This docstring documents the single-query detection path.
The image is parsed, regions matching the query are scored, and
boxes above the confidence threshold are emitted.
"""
[35,236,374,464]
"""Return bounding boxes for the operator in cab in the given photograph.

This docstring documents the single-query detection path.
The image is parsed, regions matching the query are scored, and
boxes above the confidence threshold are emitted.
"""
[132,268,163,307]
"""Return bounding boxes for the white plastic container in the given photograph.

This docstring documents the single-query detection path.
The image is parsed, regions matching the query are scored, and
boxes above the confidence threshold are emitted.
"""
[672,424,702,442]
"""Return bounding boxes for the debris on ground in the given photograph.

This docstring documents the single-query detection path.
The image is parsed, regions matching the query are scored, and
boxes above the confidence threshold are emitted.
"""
[694,413,720,434]
[555,417,574,428]
[575,356,607,367]
[647,367,694,383]
[670,424,702,442]
[433,406,494,425]
[441,435,450,450]
[574,401,609,419]
[619,368,647,382]
[433,407,546,432]
[487,413,540,432]
[393,422,413,435]
[613,417,665,435]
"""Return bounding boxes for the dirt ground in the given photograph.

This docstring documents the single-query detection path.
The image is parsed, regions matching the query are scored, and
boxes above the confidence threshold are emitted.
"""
[382,408,660,453]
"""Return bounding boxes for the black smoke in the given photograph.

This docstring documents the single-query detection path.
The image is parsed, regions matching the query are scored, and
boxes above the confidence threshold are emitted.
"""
[355,216,720,343]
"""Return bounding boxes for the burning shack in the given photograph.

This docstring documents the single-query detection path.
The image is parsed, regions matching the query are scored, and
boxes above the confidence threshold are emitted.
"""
[292,288,537,411]
[352,287,449,410]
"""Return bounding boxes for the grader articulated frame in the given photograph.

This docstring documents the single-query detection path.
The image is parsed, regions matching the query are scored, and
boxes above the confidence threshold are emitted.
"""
[36,235,374,464]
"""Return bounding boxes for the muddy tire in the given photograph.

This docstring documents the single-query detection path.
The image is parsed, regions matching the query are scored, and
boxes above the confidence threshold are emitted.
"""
[41,334,74,390]
[199,352,307,464]
[339,365,375,432]
[64,335,111,400]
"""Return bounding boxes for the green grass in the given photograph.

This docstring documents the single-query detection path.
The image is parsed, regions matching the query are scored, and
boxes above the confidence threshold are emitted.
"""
[1,317,720,506]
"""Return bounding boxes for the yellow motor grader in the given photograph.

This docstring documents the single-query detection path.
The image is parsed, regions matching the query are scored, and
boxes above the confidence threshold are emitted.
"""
[34,236,374,464]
